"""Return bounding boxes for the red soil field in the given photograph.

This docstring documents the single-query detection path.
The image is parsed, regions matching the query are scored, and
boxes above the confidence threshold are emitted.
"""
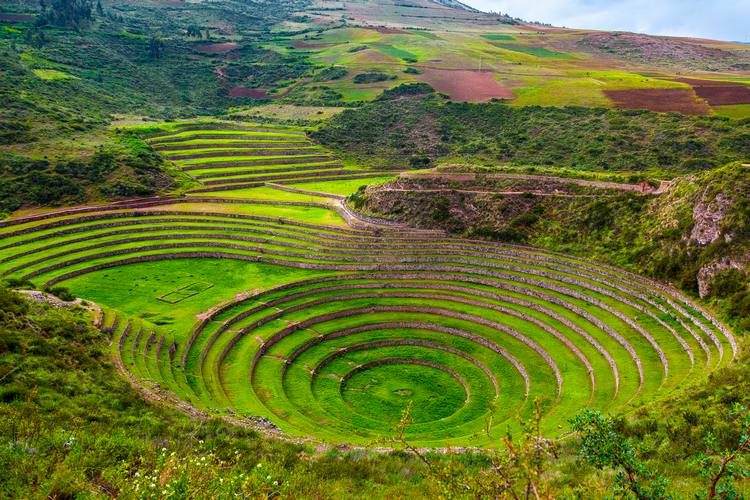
[229,87,270,99]
[416,69,514,102]
[673,78,750,106]
[194,42,240,54]
[604,88,711,115]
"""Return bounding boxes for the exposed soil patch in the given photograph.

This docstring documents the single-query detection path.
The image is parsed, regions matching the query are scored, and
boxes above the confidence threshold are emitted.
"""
[604,88,711,116]
[194,42,240,54]
[416,69,514,102]
[229,86,270,99]
[673,78,750,106]
[292,41,336,49]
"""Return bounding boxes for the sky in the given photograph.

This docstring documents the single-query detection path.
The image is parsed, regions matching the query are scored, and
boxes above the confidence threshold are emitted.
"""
[463,0,750,42]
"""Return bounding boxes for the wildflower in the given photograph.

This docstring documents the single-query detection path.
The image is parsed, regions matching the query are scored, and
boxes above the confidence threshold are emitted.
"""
[256,463,262,468]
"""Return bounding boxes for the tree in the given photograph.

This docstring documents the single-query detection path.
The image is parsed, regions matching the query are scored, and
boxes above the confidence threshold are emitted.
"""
[37,0,93,29]
[570,409,668,499]
[148,36,164,59]
[186,25,202,38]
[696,404,750,499]
[96,0,103,16]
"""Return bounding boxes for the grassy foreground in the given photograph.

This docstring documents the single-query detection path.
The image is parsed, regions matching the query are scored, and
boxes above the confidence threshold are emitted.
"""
[0,288,432,498]
[1,287,748,497]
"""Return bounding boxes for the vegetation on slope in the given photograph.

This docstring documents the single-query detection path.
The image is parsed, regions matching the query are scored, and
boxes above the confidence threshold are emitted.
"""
[354,162,750,330]
[0,0,314,212]
[0,132,191,215]
[312,92,750,174]
[1,287,748,497]
[0,287,432,498]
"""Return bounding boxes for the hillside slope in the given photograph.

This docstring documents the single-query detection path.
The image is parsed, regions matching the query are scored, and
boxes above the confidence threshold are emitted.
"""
[353,162,750,330]
[312,91,750,174]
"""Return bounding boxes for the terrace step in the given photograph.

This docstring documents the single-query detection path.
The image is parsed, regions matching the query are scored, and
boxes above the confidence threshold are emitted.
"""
[166,149,325,161]
[153,142,312,151]
[180,156,335,170]
[144,125,306,139]
[1,180,735,448]
[199,164,344,179]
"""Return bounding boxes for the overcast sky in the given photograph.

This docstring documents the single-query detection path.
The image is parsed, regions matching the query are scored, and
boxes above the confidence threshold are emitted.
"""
[464,0,750,42]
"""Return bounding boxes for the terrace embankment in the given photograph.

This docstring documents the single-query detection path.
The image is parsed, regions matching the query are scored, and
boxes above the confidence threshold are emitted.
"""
[141,123,403,195]
[0,188,738,448]
[353,164,750,309]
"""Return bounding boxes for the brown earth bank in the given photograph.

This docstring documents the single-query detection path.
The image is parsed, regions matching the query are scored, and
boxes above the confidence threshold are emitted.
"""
[398,172,661,194]
[604,88,711,115]
[291,41,337,49]
[194,42,240,53]
[416,69,514,102]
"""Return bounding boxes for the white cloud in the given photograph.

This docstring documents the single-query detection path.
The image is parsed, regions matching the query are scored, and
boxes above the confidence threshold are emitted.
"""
[464,0,750,42]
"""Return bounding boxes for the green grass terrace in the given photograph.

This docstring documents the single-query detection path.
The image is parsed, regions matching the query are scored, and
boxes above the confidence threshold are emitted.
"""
[0,192,736,448]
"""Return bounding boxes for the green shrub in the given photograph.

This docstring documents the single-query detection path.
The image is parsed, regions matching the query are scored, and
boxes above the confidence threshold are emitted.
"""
[409,155,431,169]
[43,286,75,302]
[353,72,396,84]
[378,83,434,101]
[313,66,348,81]
[710,269,747,298]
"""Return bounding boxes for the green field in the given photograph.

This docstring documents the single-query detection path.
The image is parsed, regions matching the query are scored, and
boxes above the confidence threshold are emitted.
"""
[0,124,736,447]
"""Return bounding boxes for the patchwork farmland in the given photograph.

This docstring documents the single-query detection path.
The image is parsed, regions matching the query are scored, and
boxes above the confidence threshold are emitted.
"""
[0,153,736,447]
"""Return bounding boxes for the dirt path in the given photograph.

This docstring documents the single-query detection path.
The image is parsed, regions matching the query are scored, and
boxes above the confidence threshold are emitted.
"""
[264,182,346,200]
[400,171,669,194]
[380,188,614,198]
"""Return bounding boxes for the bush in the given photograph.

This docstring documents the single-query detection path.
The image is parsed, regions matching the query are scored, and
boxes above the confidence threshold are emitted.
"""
[353,72,396,84]
[409,155,431,169]
[313,66,348,82]
[378,83,434,101]
[709,269,747,298]
[44,286,75,302]
[3,278,35,290]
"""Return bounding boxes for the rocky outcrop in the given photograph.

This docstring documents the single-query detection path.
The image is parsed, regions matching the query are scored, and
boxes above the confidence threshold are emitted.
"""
[697,254,750,298]
[690,189,732,245]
